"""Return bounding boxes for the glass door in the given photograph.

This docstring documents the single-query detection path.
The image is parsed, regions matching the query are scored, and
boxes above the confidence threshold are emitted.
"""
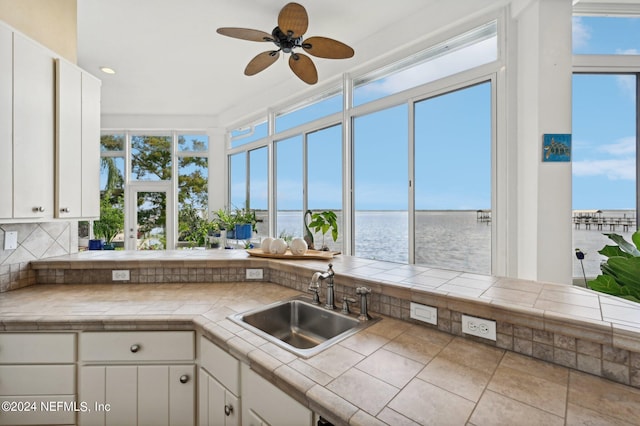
[126,183,174,250]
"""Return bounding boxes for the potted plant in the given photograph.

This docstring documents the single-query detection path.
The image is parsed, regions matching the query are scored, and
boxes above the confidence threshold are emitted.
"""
[308,211,339,251]
[233,206,257,240]
[92,192,124,250]
[213,208,236,239]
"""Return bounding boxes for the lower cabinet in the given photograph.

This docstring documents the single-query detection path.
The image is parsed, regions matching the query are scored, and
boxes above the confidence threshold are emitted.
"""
[78,331,196,426]
[240,363,312,426]
[79,364,195,426]
[0,333,76,426]
[199,368,239,426]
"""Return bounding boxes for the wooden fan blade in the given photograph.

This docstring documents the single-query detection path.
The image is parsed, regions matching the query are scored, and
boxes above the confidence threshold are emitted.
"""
[303,36,355,59]
[278,2,308,38]
[289,53,318,85]
[245,51,280,76]
[217,27,273,42]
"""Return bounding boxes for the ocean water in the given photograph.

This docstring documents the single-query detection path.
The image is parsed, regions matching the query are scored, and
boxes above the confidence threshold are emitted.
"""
[258,210,636,279]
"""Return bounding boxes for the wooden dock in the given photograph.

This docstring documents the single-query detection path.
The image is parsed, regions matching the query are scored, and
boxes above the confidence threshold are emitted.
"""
[572,210,637,232]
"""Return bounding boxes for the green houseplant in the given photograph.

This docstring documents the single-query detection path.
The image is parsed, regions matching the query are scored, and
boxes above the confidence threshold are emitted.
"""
[308,211,339,251]
[587,231,640,303]
[93,191,124,249]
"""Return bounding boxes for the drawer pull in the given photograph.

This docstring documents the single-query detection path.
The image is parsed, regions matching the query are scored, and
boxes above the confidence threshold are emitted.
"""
[130,344,140,353]
[179,374,189,384]
[224,404,233,416]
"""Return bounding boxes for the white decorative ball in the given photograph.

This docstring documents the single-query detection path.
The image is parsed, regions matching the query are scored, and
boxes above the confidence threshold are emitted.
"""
[270,238,288,255]
[289,237,308,255]
[261,237,274,253]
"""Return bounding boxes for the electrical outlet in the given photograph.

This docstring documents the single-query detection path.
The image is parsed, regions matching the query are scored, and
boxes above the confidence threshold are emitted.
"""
[112,270,130,281]
[3,231,17,250]
[461,314,496,341]
[410,302,437,325]
[246,268,263,279]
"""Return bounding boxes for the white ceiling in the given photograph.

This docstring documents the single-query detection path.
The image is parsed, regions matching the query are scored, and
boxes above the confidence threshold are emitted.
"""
[77,0,632,128]
[77,0,482,126]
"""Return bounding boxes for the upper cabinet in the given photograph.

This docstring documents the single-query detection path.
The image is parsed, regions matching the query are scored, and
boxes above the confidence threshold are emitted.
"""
[0,25,12,219]
[56,58,101,219]
[13,32,55,219]
[0,22,101,222]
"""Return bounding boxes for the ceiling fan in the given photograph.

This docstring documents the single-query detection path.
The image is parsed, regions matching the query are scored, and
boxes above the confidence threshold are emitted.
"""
[217,2,354,85]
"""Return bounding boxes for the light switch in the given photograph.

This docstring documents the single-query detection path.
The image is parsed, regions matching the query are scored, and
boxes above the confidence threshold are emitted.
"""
[4,231,17,250]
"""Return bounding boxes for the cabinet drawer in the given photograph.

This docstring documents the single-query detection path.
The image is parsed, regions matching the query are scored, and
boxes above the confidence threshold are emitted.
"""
[200,336,239,396]
[81,331,194,362]
[0,333,75,364]
[0,395,76,425]
[0,365,75,395]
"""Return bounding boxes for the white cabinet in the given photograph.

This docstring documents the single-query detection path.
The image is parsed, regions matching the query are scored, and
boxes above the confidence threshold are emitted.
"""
[55,58,101,219]
[0,25,12,219]
[198,336,240,426]
[240,363,312,426]
[0,22,101,222]
[12,32,55,219]
[79,331,196,426]
[0,333,76,426]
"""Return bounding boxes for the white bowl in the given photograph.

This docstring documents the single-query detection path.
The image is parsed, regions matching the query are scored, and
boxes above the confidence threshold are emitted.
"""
[289,237,308,255]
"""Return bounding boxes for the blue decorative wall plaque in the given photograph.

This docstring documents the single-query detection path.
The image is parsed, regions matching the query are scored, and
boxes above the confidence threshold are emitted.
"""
[542,134,571,162]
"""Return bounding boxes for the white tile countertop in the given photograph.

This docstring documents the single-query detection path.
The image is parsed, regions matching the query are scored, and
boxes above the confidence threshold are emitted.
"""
[5,250,638,424]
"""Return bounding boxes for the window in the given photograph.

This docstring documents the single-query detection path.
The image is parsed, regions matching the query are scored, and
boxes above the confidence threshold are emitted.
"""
[231,120,268,148]
[131,134,172,181]
[229,152,247,209]
[276,135,304,238]
[354,21,497,106]
[353,104,409,263]
[573,16,640,55]
[276,90,343,133]
[249,147,268,236]
[414,82,492,274]
[572,74,638,278]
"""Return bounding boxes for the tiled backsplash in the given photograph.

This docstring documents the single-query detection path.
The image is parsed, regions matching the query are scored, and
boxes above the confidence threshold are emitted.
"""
[0,221,78,292]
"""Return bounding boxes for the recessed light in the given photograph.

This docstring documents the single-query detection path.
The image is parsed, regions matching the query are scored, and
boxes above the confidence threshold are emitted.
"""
[100,66,116,75]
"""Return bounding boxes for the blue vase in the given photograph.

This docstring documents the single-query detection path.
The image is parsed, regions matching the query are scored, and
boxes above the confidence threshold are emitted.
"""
[234,224,252,240]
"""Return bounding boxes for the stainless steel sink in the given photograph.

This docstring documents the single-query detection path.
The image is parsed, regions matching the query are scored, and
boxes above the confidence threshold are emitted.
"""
[229,296,379,358]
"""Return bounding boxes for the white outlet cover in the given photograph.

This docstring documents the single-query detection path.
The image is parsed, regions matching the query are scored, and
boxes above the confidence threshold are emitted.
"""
[4,231,17,250]
[246,268,263,279]
[112,270,130,281]
[461,314,497,341]
[410,302,437,325]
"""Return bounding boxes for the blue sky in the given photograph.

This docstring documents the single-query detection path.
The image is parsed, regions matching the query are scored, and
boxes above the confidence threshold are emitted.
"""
[230,17,638,212]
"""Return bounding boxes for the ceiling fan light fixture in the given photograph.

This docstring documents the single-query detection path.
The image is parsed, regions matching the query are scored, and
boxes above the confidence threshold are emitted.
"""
[216,2,354,85]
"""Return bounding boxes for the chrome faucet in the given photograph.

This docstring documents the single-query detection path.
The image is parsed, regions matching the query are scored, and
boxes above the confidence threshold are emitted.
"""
[356,287,372,321]
[308,264,335,310]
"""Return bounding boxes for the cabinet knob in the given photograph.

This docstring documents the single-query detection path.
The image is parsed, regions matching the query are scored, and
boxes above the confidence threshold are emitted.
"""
[179,374,189,384]
[130,344,140,353]
[60,207,70,213]
[224,404,233,416]
[32,206,45,213]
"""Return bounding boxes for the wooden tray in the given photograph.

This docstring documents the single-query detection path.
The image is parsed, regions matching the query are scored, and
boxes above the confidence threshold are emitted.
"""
[246,248,338,260]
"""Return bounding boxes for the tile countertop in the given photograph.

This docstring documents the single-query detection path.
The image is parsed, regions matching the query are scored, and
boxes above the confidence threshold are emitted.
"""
[6,250,640,424]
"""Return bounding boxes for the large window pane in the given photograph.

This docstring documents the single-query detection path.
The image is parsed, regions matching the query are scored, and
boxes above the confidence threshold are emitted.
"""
[354,22,497,106]
[414,82,492,274]
[131,135,172,181]
[307,125,343,251]
[573,16,640,55]
[276,92,343,133]
[229,152,247,210]
[177,156,208,247]
[231,121,268,148]
[100,133,124,151]
[249,147,268,236]
[572,74,637,278]
[276,135,303,238]
[354,105,408,262]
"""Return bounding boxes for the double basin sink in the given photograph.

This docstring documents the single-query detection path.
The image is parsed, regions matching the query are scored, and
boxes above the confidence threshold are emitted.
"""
[229,296,379,358]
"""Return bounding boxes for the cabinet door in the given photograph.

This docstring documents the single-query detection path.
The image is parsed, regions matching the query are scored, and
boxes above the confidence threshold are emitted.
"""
[80,72,101,218]
[199,368,239,426]
[0,25,11,219]
[241,363,312,426]
[13,33,54,219]
[105,366,138,426]
[79,366,106,426]
[169,365,196,426]
[55,58,82,218]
